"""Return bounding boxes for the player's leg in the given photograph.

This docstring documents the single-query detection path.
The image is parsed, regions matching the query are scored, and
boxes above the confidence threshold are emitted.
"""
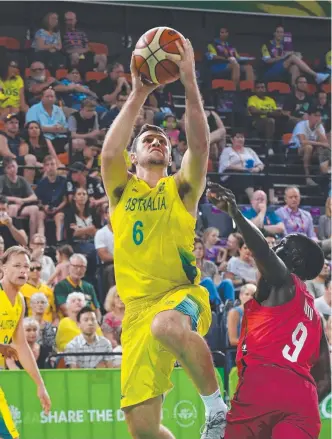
[124,396,175,439]
[0,389,19,439]
[151,308,227,437]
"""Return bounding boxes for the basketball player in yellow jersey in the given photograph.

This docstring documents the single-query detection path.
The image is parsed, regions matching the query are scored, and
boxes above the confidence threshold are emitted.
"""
[101,39,227,439]
[0,246,51,439]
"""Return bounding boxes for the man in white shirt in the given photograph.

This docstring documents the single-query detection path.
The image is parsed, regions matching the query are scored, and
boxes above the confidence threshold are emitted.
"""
[290,106,330,186]
[94,205,115,299]
[314,279,332,319]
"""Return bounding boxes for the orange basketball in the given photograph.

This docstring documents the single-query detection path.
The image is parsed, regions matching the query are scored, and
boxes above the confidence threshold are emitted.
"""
[133,27,185,85]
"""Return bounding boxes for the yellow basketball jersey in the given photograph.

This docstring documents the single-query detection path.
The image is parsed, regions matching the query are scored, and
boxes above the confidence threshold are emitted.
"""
[111,175,200,305]
[0,285,23,368]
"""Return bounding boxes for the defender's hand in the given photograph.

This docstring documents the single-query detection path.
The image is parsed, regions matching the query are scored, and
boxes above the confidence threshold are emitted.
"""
[206,182,238,218]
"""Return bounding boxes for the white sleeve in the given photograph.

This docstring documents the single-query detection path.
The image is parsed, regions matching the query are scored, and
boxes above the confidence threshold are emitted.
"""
[318,124,326,137]
[218,148,231,174]
[94,229,106,249]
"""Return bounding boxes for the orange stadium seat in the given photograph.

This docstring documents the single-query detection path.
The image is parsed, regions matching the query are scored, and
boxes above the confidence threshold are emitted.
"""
[321,83,331,94]
[240,80,254,91]
[25,68,51,78]
[85,71,107,82]
[0,37,20,50]
[282,133,292,146]
[306,84,317,95]
[267,82,291,94]
[212,79,236,91]
[89,42,109,55]
[56,69,68,80]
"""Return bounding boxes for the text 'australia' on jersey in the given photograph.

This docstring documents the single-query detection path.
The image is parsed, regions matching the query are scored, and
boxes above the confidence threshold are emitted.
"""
[111,175,200,305]
[0,285,23,369]
[237,274,322,384]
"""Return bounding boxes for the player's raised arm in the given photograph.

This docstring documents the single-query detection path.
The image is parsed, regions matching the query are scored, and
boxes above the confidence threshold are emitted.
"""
[207,184,290,287]
[101,56,158,208]
[169,40,209,212]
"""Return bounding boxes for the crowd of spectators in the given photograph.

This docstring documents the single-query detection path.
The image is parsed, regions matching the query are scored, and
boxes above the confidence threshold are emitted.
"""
[0,10,331,370]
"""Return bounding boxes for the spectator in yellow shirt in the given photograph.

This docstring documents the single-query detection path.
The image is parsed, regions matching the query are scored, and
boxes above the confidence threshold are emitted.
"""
[0,59,28,120]
[247,80,283,155]
[20,259,57,323]
[56,292,102,352]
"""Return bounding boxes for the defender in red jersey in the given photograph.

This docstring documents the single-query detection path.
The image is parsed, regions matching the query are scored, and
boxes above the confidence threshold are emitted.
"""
[206,183,331,439]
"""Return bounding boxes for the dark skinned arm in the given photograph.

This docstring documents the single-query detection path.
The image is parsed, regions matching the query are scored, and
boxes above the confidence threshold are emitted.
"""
[311,318,331,402]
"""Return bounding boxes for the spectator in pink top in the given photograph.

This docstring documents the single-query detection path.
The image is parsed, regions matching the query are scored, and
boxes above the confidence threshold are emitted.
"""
[202,227,224,264]
[163,114,180,146]
[103,285,125,329]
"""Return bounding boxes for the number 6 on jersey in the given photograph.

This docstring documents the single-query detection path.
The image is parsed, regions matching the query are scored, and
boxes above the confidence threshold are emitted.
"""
[133,221,144,245]
[282,322,308,363]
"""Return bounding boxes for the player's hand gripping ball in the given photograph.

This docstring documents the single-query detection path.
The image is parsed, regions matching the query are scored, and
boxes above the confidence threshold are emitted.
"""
[133,27,185,85]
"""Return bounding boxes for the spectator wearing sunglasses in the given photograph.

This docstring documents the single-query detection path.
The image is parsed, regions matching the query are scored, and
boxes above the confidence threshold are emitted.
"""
[20,259,57,324]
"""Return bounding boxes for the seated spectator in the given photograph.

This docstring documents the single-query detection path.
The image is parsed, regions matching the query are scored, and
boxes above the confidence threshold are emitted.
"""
[68,99,104,148]
[218,129,264,200]
[261,25,329,85]
[66,161,107,206]
[227,283,256,346]
[247,81,283,154]
[318,197,331,240]
[275,186,317,239]
[55,292,102,351]
[314,279,332,319]
[0,113,23,159]
[194,237,235,305]
[202,227,224,264]
[162,113,180,146]
[224,241,258,286]
[97,62,131,107]
[218,232,244,272]
[20,258,57,323]
[54,253,101,321]
[26,88,68,154]
[145,84,175,126]
[99,93,128,130]
[0,157,39,241]
[196,202,234,238]
[59,68,100,110]
[0,59,28,119]
[25,61,74,106]
[63,11,107,73]
[103,286,124,330]
[64,187,101,280]
[316,90,331,133]
[171,132,188,172]
[47,244,73,286]
[19,121,59,184]
[324,316,332,361]
[226,283,256,370]
[243,190,285,237]
[65,306,113,368]
[29,233,56,283]
[94,205,115,298]
[290,106,330,185]
[205,27,254,86]
[30,292,57,350]
[105,327,122,368]
[31,12,66,74]
[203,98,226,150]
[0,195,28,250]
[306,260,330,299]
[266,235,277,248]
[35,155,67,242]
[283,76,312,131]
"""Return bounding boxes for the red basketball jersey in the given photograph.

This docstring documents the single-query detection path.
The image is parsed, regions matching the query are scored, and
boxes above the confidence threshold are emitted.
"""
[237,274,322,384]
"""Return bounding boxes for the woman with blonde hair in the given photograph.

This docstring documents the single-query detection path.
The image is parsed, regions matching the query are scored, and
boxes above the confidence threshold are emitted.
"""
[318,197,331,240]
[103,285,125,330]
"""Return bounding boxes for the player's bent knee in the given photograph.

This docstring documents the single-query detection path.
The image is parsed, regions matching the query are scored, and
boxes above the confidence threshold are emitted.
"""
[151,311,188,345]
[126,415,160,439]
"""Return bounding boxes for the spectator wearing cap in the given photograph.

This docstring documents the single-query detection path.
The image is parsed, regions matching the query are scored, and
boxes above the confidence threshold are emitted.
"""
[218,129,264,201]
[243,190,285,237]
[0,157,39,240]
[0,58,28,119]
[290,105,330,186]
[66,161,107,207]
[59,68,100,111]
[31,12,66,74]
[25,61,77,107]
[26,88,68,154]
[0,194,28,250]
[35,155,67,243]
[275,186,318,240]
[63,11,108,73]
[261,25,329,86]
[64,306,113,369]
[97,62,131,107]
[282,76,313,131]
[247,80,283,155]
[0,113,23,158]
[171,132,188,172]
